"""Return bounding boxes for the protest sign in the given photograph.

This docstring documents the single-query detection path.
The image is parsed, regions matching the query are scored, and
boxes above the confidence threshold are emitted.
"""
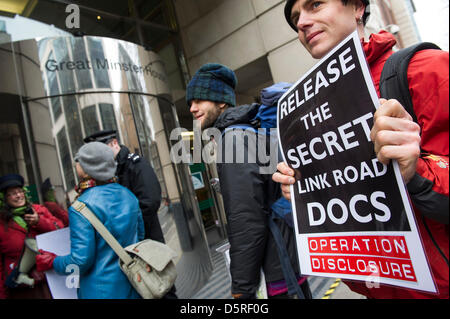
[36,228,78,299]
[277,30,436,293]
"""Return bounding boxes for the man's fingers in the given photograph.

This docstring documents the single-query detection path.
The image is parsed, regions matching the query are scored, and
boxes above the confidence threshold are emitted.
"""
[272,171,296,185]
[273,162,295,201]
[281,184,291,201]
[373,130,421,154]
[375,99,414,121]
[276,162,295,176]
[273,162,296,184]
[376,144,420,164]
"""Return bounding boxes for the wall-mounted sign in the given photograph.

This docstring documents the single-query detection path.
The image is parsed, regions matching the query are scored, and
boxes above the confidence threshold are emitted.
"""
[191,171,204,190]
[44,58,166,81]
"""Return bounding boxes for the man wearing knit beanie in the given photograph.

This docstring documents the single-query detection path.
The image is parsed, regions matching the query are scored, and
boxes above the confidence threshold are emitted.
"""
[186,63,312,299]
[186,63,237,129]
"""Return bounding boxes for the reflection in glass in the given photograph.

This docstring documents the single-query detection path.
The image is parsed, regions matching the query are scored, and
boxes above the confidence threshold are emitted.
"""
[82,105,100,137]
[62,95,83,155]
[99,103,117,131]
[45,52,62,120]
[129,94,167,200]
[70,38,93,90]
[49,96,62,122]
[87,38,111,89]
[53,38,76,93]
[30,36,213,298]
[119,45,141,92]
[149,142,168,201]
[56,128,75,189]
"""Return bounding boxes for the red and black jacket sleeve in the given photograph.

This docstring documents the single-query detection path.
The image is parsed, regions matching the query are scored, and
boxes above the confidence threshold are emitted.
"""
[406,49,449,224]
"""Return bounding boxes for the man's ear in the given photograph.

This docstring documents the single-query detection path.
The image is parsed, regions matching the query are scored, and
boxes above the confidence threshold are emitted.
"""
[112,138,120,147]
[354,0,366,18]
[218,103,227,109]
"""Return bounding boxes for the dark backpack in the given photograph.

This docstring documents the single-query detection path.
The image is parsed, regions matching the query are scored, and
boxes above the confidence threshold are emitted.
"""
[222,82,295,227]
[379,42,441,123]
[380,42,449,267]
[249,82,296,227]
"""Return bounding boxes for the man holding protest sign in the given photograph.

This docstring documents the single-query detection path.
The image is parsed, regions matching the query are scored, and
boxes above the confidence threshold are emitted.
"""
[272,0,448,299]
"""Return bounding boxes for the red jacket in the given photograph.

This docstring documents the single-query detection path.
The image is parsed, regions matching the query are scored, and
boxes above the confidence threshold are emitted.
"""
[43,201,69,227]
[345,32,449,299]
[0,204,64,299]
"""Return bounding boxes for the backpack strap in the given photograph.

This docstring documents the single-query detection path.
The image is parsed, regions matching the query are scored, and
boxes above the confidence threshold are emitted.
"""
[379,42,441,123]
[268,215,305,299]
[222,124,258,135]
[72,200,134,267]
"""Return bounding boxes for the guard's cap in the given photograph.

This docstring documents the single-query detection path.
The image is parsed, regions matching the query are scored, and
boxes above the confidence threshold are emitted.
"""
[83,130,117,144]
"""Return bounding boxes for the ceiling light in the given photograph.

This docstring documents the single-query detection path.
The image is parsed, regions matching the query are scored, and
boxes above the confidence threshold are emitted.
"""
[0,0,30,15]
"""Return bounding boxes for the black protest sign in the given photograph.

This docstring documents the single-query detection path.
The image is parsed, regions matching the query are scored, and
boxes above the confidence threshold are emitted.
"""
[277,35,410,234]
[277,32,436,293]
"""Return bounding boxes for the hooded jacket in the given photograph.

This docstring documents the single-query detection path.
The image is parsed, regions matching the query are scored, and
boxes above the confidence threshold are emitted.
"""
[344,31,449,299]
[214,104,301,297]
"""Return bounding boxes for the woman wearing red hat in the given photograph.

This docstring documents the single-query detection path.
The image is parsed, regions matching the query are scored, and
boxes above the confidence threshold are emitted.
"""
[0,174,64,299]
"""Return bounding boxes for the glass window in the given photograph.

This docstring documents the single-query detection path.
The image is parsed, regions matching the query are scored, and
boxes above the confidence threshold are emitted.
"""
[118,45,141,91]
[159,43,185,91]
[70,38,93,90]
[49,96,62,122]
[82,105,100,137]
[62,95,83,155]
[87,38,111,89]
[56,128,75,189]
[53,38,76,93]
[149,142,167,200]
[46,52,62,120]
[99,103,117,131]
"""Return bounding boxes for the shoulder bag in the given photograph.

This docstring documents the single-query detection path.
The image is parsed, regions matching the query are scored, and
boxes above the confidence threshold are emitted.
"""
[72,200,177,299]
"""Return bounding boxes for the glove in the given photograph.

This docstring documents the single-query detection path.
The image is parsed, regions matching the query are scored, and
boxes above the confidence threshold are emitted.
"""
[35,249,57,272]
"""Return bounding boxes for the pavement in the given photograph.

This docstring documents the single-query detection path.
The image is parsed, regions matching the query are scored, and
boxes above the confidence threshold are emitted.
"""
[191,241,366,299]
[309,276,366,299]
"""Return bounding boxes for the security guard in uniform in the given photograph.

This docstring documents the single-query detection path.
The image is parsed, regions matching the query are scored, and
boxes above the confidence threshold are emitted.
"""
[83,130,165,243]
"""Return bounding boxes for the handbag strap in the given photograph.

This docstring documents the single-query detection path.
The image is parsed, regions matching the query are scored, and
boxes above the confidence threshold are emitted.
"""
[72,200,134,267]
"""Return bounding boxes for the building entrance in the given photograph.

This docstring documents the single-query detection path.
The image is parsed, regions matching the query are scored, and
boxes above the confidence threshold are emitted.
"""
[0,36,214,298]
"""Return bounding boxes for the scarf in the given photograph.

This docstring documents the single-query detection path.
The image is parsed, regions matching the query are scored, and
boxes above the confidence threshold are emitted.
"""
[75,177,118,198]
[12,206,29,231]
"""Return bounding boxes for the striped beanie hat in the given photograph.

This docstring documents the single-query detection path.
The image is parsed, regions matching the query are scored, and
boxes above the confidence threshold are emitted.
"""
[186,63,237,107]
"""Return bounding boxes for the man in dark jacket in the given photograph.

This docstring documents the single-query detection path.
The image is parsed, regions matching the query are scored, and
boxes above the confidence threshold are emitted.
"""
[83,130,164,243]
[187,63,311,299]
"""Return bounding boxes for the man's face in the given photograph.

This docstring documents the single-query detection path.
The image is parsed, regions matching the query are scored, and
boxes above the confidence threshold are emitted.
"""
[290,0,363,59]
[106,139,121,158]
[190,100,224,129]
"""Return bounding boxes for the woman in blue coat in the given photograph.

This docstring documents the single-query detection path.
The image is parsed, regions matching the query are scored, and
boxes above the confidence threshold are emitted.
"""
[36,142,145,299]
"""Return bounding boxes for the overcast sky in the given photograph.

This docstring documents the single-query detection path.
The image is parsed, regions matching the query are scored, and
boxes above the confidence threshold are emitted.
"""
[413,0,449,51]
